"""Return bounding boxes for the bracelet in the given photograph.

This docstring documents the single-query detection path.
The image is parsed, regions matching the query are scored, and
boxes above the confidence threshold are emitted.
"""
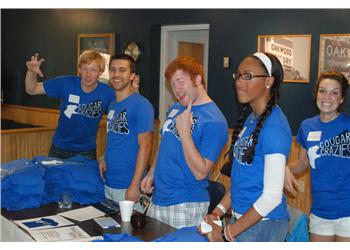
[216,203,227,214]
[223,226,233,242]
[221,229,229,242]
[225,225,234,242]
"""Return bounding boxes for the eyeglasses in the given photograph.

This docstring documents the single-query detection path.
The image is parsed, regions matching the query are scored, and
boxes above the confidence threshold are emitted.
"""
[233,72,269,80]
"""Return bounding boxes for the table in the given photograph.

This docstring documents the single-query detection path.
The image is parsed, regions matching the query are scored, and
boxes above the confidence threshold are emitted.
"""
[1,202,176,242]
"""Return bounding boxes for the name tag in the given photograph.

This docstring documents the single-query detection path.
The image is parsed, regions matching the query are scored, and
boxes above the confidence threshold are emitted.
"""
[168,109,179,118]
[307,131,322,141]
[68,94,80,104]
[107,110,115,119]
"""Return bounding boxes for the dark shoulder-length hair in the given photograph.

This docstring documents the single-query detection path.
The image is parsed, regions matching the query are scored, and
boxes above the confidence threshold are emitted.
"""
[313,71,349,111]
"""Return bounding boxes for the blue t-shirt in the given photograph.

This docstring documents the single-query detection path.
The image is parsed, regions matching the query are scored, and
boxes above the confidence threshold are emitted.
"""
[44,76,114,151]
[153,102,228,206]
[231,106,292,220]
[105,93,154,189]
[296,113,350,219]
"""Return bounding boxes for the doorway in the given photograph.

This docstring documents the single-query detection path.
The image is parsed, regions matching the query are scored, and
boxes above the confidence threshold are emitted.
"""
[158,24,209,124]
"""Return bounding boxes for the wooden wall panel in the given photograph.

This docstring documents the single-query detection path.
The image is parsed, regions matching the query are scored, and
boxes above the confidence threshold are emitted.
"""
[1,104,60,127]
[1,129,55,163]
[210,130,232,190]
[285,139,312,214]
[1,104,107,163]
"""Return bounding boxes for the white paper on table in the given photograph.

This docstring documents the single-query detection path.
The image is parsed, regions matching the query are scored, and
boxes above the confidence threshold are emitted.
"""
[57,206,105,222]
[14,215,74,232]
[66,235,104,242]
[29,225,91,242]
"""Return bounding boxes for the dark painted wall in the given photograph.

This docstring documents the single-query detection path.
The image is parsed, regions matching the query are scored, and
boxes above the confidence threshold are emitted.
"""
[2,9,350,134]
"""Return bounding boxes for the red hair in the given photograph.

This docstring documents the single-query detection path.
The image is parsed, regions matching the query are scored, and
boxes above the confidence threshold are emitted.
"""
[165,56,206,89]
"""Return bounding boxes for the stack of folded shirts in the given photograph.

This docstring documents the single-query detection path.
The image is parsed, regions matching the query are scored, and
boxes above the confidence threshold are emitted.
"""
[1,158,45,210]
[33,155,105,205]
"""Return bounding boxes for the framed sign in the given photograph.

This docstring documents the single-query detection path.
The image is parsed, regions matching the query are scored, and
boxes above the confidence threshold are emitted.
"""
[258,34,312,83]
[77,33,115,83]
[318,33,350,84]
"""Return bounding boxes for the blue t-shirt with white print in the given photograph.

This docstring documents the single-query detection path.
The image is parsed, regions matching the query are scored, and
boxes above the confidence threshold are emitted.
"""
[44,76,114,151]
[105,93,154,189]
[153,101,228,206]
[296,113,350,219]
[231,106,291,220]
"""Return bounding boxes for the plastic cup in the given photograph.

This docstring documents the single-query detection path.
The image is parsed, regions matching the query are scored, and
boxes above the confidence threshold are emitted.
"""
[131,213,146,230]
[58,191,72,209]
[119,200,135,222]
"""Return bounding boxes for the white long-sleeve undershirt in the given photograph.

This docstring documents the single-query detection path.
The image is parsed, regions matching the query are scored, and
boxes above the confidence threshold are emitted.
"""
[253,153,286,217]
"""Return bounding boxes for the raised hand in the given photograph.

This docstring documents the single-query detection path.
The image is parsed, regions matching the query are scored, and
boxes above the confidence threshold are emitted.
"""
[175,100,193,139]
[26,53,45,77]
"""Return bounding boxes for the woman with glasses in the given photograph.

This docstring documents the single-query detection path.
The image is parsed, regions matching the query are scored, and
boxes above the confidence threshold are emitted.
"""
[284,71,350,242]
[201,52,292,241]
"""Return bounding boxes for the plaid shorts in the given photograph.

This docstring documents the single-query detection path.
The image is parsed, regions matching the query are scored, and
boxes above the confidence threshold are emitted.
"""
[147,201,209,229]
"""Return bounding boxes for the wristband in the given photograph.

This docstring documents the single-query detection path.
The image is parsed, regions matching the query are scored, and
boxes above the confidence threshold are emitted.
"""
[216,203,227,214]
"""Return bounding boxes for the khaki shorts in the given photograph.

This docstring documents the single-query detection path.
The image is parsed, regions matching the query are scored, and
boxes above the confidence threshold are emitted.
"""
[309,213,350,237]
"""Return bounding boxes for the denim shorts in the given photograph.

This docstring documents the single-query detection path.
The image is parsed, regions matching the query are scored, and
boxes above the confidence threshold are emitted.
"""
[230,216,289,242]
[48,144,97,160]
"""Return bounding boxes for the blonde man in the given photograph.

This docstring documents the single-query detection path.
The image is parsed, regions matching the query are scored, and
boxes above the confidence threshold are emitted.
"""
[25,50,114,159]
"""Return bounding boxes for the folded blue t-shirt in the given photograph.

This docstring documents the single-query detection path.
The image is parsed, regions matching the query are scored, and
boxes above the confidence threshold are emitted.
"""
[94,233,143,242]
[1,158,45,210]
[153,226,208,242]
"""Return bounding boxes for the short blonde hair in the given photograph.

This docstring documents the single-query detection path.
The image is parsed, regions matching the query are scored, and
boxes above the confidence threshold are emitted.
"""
[78,50,105,72]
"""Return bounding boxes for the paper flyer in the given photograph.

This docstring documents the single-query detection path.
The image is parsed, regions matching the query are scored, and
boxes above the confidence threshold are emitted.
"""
[58,206,105,221]
[29,225,92,242]
[14,215,74,232]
